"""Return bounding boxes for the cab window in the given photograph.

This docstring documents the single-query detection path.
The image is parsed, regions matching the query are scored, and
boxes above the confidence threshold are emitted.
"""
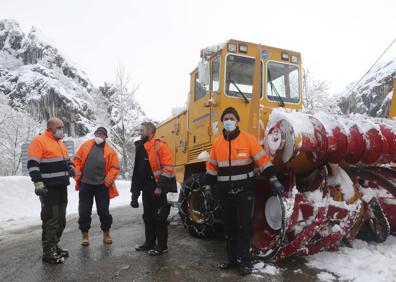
[266,61,300,103]
[225,55,255,98]
[211,56,220,93]
[195,72,208,101]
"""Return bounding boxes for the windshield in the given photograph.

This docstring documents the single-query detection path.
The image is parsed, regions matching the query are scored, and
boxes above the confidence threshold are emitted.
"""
[266,61,300,103]
[225,55,255,98]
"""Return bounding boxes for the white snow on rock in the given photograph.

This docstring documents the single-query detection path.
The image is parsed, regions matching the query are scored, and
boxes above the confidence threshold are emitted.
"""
[317,272,336,282]
[307,237,396,282]
[0,19,95,137]
[339,56,396,118]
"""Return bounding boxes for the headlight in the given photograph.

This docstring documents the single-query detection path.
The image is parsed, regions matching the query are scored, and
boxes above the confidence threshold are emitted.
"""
[228,43,237,53]
[281,52,289,61]
[291,55,298,64]
[239,44,248,53]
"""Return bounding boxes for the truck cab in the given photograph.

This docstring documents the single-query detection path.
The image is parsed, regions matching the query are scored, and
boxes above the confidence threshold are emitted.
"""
[156,39,303,182]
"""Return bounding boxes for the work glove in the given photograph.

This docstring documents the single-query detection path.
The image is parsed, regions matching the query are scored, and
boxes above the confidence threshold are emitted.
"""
[198,174,206,186]
[269,176,284,196]
[34,182,48,196]
[130,194,139,208]
[68,167,75,177]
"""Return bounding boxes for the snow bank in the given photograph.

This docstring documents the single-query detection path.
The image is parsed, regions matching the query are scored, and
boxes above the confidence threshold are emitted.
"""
[0,176,132,234]
[307,237,396,282]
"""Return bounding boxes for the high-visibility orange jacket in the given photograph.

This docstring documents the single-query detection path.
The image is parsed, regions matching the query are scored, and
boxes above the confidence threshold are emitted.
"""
[72,139,120,199]
[206,128,273,185]
[143,137,175,189]
[27,131,71,187]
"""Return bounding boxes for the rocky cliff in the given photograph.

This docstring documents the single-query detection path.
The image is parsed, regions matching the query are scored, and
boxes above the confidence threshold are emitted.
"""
[338,57,396,118]
[0,19,94,136]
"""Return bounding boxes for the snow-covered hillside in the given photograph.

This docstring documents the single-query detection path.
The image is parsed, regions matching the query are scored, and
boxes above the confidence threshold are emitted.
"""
[0,19,95,136]
[338,57,396,118]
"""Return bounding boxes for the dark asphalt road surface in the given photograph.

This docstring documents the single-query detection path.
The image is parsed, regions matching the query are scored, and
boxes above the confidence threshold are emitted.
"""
[0,206,324,282]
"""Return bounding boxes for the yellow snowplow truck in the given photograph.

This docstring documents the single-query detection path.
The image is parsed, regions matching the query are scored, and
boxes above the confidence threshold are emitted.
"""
[156,39,396,260]
[156,39,302,180]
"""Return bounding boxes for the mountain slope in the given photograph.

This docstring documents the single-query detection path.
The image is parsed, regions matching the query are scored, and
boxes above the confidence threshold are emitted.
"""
[0,19,94,136]
[338,57,396,118]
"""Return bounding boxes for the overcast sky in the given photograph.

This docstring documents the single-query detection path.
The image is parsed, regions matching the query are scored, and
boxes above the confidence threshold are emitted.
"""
[2,0,396,120]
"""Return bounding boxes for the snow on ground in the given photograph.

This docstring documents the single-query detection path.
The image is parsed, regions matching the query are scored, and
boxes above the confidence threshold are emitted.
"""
[307,237,396,282]
[253,261,279,275]
[0,176,132,234]
[0,176,181,235]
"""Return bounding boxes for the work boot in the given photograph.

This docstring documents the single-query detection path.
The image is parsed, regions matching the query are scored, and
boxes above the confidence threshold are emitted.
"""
[81,232,89,246]
[218,259,238,270]
[238,262,252,276]
[56,245,69,258]
[147,246,169,256]
[103,230,112,244]
[135,243,155,252]
[42,248,64,264]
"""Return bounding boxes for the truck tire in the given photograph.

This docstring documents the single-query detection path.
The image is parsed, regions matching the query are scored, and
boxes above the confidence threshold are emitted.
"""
[178,174,223,238]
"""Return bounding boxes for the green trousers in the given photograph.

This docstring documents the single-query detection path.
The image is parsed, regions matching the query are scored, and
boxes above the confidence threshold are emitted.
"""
[40,186,68,253]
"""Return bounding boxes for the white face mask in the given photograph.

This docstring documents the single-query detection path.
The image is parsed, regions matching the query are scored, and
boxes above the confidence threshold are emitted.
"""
[53,129,64,139]
[223,120,236,132]
[95,137,105,144]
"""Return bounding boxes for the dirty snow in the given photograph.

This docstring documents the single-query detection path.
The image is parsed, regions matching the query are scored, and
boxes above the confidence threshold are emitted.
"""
[253,262,279,275]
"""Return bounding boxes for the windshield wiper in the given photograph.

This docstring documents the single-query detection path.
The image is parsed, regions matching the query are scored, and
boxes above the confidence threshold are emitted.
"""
[226,72,249,104]
[268,71,285,107]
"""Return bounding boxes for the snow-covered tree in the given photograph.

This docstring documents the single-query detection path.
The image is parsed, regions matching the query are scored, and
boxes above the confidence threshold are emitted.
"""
[95,65,145,179]
[0,94,42,175]
[302,69,341,114]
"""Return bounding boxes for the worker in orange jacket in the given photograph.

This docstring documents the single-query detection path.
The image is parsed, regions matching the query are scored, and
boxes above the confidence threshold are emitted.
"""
[28,117,74,264]
[131,121,176,256]
[202,107,284,276]
[73,127,120,246]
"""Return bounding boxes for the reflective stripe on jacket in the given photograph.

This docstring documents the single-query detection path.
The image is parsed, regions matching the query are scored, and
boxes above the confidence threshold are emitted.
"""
[206,129,272,183]
[143,137,175,190]
[27,131,70,187]
[72,139,120,199]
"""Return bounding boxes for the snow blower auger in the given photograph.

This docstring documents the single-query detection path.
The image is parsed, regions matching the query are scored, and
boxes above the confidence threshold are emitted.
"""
[255,110,396,259]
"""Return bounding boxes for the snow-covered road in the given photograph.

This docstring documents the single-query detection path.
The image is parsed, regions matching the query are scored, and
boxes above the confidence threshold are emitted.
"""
[1,176,396,281]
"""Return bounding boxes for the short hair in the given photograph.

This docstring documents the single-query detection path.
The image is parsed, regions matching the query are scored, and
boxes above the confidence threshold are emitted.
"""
[141,121,156,134]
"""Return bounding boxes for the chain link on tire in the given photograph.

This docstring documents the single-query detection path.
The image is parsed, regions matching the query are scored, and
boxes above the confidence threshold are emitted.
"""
[178,173,223,238]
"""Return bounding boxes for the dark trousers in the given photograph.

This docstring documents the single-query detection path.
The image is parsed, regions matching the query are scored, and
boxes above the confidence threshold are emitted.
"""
[40,186,68,253]
[78,182,112,232]
[142,184,171,249]
[220,188,255,264]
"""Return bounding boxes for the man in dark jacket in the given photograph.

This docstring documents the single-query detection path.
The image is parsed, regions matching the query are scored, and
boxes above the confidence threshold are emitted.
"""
[130,122,176,256]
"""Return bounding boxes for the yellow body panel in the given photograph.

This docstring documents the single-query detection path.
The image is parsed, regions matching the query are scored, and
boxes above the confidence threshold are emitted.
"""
[156,39,303,181]
[389,78,396,119]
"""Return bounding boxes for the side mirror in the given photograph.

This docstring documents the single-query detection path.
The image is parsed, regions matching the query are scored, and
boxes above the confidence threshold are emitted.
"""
[198,60,209,86]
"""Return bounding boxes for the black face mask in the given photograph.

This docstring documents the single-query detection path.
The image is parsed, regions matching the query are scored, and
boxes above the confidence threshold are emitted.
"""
[141,135,149,143]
